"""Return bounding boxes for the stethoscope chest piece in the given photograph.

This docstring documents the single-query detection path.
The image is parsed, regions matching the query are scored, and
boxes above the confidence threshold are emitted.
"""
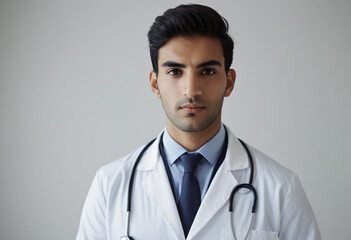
[120,236,133,240]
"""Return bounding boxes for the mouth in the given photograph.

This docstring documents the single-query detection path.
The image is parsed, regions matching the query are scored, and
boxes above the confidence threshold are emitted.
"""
[179,104,205,114]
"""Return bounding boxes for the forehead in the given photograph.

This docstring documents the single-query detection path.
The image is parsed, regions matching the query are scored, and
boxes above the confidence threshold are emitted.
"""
[158,36,224,66]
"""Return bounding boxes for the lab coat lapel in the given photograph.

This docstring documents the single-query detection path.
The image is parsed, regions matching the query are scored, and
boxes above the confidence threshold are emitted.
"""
[138,135,185,240]
[187,130,249,239]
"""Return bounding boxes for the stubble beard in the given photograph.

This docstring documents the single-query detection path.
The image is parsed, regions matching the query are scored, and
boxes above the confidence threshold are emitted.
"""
[160,95,224,133]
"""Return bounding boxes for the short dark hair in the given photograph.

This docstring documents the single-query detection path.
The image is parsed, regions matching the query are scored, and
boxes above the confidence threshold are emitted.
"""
[147,4,234,74]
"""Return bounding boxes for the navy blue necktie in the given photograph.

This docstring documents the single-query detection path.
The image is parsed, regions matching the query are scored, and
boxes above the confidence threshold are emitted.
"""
[178,153,202,237]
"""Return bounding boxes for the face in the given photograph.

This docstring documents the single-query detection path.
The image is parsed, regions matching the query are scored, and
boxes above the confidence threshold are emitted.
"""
[150,36,235,133]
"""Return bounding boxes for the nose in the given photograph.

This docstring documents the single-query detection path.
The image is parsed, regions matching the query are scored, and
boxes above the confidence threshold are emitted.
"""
[183,72,202,98]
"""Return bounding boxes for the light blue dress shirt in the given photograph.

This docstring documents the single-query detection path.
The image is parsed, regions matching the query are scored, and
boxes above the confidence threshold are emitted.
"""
[162,124,225,202]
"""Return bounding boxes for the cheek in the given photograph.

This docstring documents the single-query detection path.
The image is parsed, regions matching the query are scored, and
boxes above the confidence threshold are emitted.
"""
[159,86,176,103]
[205,82,227,97]
[159,80,183,97]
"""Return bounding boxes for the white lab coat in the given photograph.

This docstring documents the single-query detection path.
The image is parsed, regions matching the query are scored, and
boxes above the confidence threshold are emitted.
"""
[76,128,321,240]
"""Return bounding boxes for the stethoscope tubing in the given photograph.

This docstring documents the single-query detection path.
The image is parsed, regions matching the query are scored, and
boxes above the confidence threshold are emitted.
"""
[122,134,257,240]
[229,139,257,214]
[126,138,156,212]
[123,138,156,240]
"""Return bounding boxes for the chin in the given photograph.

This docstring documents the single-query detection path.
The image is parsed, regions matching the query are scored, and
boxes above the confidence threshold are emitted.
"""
[174,120,215,133]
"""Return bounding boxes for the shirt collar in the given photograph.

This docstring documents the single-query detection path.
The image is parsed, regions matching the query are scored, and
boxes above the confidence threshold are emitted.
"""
[162,124,226,166]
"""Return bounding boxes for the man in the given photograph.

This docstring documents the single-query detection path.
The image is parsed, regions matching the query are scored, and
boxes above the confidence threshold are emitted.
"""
[77,4,321,240]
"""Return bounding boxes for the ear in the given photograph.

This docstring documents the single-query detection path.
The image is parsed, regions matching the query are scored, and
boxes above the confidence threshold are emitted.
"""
[150,70,161,98]
[224,69,236,97]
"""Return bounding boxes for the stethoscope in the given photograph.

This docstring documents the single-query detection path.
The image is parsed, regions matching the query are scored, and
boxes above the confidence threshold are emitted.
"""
[121,129,257,240]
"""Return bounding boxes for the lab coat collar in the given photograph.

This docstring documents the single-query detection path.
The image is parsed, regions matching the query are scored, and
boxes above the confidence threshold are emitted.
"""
[187,127,249,239]
[224,127,249,171]
[136,130,163,171]
[137,127,248,171]
[137,131,185,239]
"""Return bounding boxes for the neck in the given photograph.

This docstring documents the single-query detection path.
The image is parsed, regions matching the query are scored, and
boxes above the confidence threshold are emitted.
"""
[166,118,222,151]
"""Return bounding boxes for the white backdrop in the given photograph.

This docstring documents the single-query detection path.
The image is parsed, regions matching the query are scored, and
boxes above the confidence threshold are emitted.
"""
[1,0,350,239]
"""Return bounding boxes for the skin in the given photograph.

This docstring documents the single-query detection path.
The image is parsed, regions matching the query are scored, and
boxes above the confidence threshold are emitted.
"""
[150,35,236,151]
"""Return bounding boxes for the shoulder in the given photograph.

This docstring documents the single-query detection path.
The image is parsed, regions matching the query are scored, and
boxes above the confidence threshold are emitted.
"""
[95,135,160,185]
[244,144,299,193]
[248,144,295,181]
[87,144,149,199]
[96,145,145,182]
[226,127,295,182]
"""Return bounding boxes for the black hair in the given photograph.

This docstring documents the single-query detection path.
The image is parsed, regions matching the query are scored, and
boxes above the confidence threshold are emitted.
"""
[147,4,234,74]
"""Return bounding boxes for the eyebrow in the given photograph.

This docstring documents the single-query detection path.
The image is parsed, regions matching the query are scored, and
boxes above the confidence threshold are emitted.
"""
[197,60,222,68]
[161,60,222,68]
[162,61,186,68]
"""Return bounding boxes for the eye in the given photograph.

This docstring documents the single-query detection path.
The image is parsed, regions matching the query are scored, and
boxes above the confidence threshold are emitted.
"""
[200,68,216,75]
[167,69,182,76]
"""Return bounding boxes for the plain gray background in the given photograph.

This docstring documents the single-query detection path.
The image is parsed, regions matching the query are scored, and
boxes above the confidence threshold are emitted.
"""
[1,0,350,239]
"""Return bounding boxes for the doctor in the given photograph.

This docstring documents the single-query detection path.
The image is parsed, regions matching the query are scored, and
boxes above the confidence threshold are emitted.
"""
[76,4,321,240]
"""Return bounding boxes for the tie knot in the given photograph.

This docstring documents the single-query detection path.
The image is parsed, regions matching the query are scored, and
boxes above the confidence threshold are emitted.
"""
[180,153,202,173]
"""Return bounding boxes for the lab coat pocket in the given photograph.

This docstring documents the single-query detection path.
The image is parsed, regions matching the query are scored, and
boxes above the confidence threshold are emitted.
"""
[247,230,279,240]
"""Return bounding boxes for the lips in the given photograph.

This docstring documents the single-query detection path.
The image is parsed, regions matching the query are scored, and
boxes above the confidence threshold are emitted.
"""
[180,104,205,113]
